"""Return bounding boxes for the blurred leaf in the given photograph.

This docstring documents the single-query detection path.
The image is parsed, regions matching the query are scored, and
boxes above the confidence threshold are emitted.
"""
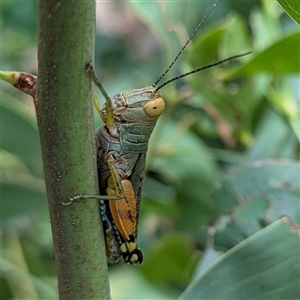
[224,31,300,78]
[1,182,46,220]
[219,12,252,58]
[214,216,264,251]
[185,14,259,147]
[212,160,300,250]
[192,247,222,280]
[110,266,178,300]
[247,109,298,160]
[1,227,57,299]
[180,218,300,300]
[268,81,298,120]
[141,233,197,284]
[213,160,299,217]
[0,91,42,176]
[0,92,46,220]
[267,82,300,142]
[276,0,300,25]
[249,4,282,51]
[1,259,57,299]
[150,117,219,235]
[234,197,269,221]
[1,1,38,72]
[129,1,212,63]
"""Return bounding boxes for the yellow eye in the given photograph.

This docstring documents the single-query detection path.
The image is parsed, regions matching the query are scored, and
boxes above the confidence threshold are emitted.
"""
[144,97,165,117]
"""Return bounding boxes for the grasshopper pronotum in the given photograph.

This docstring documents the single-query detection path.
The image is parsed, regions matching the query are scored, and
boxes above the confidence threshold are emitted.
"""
[64,0,250,265]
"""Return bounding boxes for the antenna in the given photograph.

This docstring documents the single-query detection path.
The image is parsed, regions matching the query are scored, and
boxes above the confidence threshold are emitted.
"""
[153,0,220,87]
[156,51,251,91]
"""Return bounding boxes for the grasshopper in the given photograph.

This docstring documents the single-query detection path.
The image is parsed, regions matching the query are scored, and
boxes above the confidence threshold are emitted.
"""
[64,0,250,265]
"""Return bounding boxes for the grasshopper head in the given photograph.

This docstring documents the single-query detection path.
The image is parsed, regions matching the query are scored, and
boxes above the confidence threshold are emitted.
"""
[110,86,165,123]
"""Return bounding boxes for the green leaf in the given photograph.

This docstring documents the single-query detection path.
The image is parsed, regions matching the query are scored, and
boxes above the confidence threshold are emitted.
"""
[224,31,300,78]
[180,218,300,300]
[0,91,42,176]
[276,0,300,25]
[1,182,46,220]
[212,160,300,250]
[213,160,299,219]
[150,117,219,234]
[1,258,57,299]
[247,109,299,160]
[109,267,178,300]
[141,233,197,284]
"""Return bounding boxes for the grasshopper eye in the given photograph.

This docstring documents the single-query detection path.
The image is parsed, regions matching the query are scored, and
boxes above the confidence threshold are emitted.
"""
[144,97,165,117]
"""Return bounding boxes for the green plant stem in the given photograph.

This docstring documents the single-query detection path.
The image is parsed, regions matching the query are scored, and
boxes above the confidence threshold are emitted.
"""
[37,1,110,299]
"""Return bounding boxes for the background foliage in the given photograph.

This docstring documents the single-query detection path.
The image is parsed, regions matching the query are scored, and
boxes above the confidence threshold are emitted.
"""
[1,0,299,299]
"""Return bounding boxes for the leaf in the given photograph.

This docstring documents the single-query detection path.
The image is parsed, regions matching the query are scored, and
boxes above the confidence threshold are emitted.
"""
[223,31,300,78]
[213,160,299,218]
[0,91,46,221]
[276,0,300,25]
[212,160,300,250]
[1,258,57,299]
[149,117,219,234]
[247,109,299,160]
[0,91,42,176]
[141,233,197,284]
[180,218,300,300]
[109,267,178,300]
[1,181,46,221]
